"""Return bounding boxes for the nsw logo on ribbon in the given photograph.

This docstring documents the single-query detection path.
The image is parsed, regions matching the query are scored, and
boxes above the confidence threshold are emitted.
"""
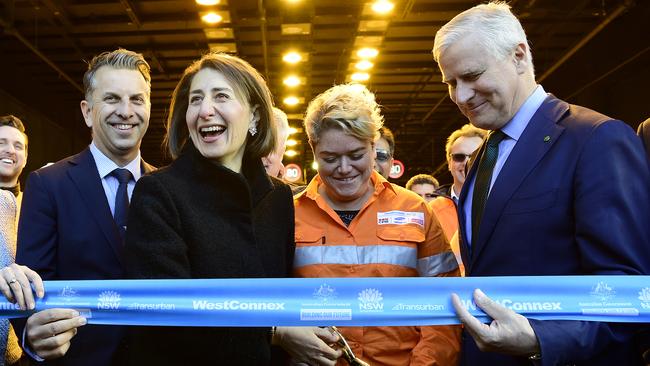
[358,288,384,312]
[97,291,121,310]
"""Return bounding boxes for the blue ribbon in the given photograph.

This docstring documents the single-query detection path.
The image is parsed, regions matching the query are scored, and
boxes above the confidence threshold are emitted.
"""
[1,276,649,326]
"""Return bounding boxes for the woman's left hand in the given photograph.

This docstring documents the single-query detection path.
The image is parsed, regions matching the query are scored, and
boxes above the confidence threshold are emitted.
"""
[0,263,45,310]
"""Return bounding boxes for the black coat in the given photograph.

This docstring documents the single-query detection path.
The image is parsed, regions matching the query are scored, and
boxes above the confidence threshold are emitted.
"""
[125,144,295,365]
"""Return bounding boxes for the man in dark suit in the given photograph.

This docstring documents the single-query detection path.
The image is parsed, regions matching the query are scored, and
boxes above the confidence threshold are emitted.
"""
[433,2,650,365]
[12,48,154,365]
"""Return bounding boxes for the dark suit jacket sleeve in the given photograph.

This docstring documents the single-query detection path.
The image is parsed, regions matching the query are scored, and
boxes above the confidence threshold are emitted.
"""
[530,120,650,365]
[124,174,191,278]
[16,170,59,278]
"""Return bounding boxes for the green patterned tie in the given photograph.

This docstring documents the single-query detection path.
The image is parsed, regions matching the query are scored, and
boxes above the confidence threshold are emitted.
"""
[471,130,506,245]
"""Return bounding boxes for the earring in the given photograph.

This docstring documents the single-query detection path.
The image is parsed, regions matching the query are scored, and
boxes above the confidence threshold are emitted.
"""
[249,125,257,136]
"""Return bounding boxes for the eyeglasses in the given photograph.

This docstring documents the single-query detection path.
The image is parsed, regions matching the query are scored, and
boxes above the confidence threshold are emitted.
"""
[449,153,472,163]
[376,149,392,162]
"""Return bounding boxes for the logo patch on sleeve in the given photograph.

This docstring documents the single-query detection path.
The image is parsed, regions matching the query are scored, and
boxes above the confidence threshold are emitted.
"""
[377,211,425,226]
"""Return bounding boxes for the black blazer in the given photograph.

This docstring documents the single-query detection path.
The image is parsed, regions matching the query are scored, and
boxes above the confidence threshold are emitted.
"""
[14,147,154,366]
[125,144,295,365]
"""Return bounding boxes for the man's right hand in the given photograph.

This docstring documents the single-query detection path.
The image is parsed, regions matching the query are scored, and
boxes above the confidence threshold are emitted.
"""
[26,309,87,359]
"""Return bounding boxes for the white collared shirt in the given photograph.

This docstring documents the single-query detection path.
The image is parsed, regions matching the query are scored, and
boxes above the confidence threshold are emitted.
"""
[463,85,548,246]
[89,142,142,216]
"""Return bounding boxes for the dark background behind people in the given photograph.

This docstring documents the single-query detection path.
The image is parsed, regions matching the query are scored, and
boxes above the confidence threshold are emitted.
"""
[1,1,648,185]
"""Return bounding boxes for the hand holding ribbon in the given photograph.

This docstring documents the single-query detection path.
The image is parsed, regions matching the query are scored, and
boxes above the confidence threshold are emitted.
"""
[274,326,343,366]
[451,289,540,356]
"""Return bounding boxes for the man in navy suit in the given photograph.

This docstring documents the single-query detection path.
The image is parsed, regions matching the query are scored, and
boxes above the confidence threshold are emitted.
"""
[433,2,650,365]
[12,49,154,365]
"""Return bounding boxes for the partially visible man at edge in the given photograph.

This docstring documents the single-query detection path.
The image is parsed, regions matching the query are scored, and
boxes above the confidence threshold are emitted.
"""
[430,124,486,275]
[11,48,155,366]
[263,107,290,179]
[433,2,650,365]
[373,126,394,179]
[0,114,29,364]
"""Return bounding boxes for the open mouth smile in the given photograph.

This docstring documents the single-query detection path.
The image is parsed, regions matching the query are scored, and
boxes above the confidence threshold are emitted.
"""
[199,125,226,139]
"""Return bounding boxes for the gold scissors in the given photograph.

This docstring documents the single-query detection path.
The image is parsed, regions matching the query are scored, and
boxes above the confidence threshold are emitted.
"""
[329,326,370,366]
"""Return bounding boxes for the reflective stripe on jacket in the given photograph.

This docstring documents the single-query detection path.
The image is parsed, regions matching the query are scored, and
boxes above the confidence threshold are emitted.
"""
[294,171,461,366]
[429,196,464,276]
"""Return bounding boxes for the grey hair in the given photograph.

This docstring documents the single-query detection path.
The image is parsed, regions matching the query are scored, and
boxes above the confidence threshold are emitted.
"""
[83,48,151,101]
[433,1,534,73]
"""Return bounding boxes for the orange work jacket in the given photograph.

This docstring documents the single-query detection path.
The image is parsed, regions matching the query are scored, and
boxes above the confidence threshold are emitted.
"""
[429,197,464,276]
[294,171,460,366]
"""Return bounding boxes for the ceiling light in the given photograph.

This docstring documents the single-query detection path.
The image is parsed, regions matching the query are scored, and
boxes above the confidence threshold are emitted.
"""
[196,0,220,5]
[351,72,370,82]
[288,127,298,135]
[357,47,379,59]
[201,12,222,24]
[282,52,302,64]
[284,96,300,105]
[355,60,374,70]
[372,0,394,14]
[311,161,319,170]
[281,23,311,35]
[283,75,301,87]
[285,150,298,157]
[286,139,298,146]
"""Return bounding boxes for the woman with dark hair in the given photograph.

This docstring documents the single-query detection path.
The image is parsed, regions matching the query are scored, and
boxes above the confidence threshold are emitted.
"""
[124,52,295,365]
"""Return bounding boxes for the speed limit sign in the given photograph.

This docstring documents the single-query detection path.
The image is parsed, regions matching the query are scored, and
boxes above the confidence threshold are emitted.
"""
[284,163,303,183]
[389,159,405,179]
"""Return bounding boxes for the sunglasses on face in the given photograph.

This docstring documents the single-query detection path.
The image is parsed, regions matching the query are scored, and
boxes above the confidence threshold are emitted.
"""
[450,153,472,163]
[376,149,392,162]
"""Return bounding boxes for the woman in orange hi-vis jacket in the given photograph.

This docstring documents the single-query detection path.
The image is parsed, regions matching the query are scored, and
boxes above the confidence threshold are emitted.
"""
[273,84,460,366]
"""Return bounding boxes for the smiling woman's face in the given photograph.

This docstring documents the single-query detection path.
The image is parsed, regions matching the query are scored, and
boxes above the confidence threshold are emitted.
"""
[314,128,374,208]
[185,67,256,172]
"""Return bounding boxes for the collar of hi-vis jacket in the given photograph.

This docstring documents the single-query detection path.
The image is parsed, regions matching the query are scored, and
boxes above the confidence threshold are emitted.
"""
[296,170,398,229]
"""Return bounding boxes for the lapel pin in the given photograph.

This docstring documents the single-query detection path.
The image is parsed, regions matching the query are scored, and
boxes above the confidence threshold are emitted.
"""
[543,135,551,142]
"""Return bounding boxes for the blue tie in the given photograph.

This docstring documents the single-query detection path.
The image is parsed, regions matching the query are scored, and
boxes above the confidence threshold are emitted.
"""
[111,168,132,240]
[471,130,506,245]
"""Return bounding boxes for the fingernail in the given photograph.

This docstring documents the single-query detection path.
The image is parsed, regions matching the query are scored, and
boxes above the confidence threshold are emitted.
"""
[28,302,34,310]
[38,291,44,298]
[78,317,87,326]
[71,311,80,317]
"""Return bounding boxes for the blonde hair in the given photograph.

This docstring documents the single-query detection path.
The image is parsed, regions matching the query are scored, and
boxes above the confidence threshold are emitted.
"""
[303,84,383,146]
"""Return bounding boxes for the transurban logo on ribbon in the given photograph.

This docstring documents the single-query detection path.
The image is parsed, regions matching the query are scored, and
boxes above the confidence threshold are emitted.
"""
[638,288,650,309]
[193,300,285,311]
[377,211,424,227]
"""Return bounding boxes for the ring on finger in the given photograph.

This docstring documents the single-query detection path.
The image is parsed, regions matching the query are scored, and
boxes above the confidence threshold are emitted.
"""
[8,278,17,284]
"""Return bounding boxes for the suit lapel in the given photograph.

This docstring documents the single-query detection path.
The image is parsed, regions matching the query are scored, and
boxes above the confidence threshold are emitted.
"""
[470,95,569,264]
[67,148,124,265]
